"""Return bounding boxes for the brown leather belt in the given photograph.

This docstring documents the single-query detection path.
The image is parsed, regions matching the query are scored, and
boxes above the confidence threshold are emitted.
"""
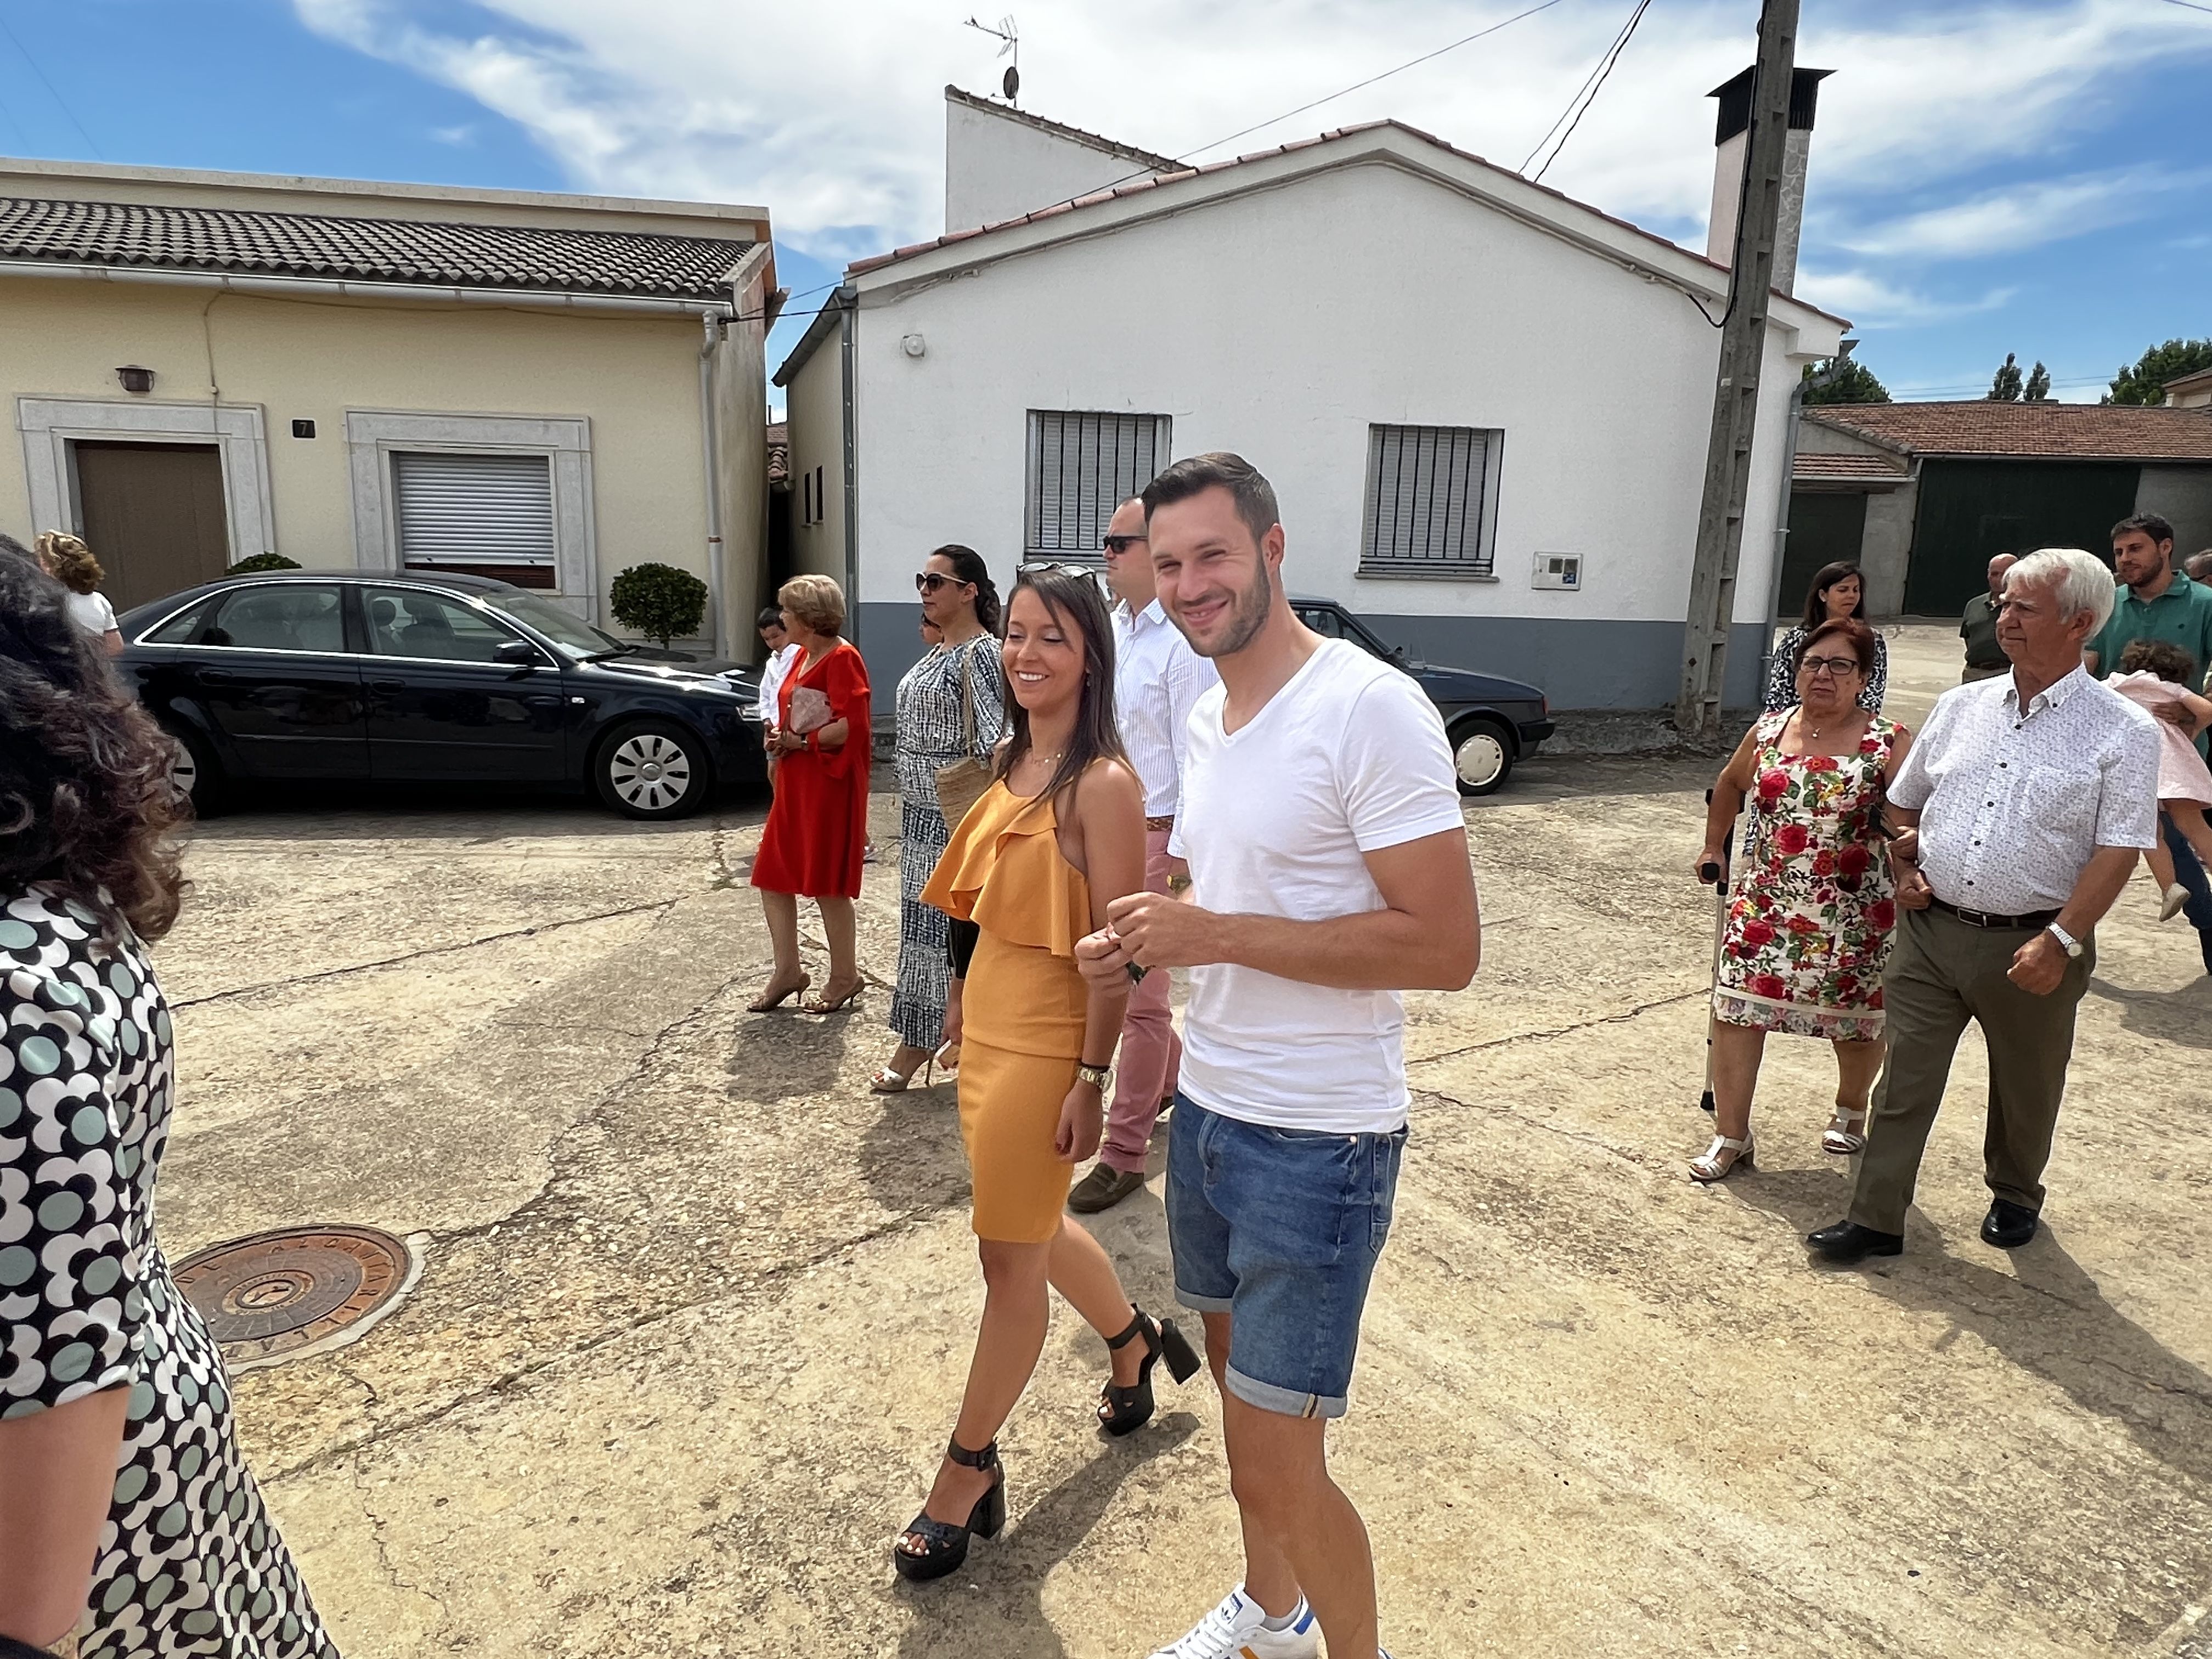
[1144,815,1175,832]
[1929,894,2060,930]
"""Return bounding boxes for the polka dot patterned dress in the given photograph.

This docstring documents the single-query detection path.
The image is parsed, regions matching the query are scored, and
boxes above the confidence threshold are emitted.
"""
[1,882,338,1658]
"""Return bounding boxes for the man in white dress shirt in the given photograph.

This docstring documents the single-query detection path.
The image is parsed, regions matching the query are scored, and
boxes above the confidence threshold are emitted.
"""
[1810,548,2161,1264]
[1067,497,1221,1214]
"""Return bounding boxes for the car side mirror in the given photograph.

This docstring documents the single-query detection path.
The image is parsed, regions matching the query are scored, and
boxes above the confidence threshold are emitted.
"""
[495,639,545,667]
[1391,644,1408,662]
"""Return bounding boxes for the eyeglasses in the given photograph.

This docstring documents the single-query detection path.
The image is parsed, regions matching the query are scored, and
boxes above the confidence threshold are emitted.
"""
[1799,656,1863,678]
[915,571,973,594]
[1101,534,1147,554]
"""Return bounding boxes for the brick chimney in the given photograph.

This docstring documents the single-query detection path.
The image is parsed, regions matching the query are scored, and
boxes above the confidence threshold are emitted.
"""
[1706,66,1830,296]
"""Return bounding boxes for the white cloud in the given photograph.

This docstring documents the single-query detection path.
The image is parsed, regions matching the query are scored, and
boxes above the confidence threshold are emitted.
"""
[291,0,2212,265]
[1792,268,2018,328]
[430,122,477,146]
[1837,166,2211,259]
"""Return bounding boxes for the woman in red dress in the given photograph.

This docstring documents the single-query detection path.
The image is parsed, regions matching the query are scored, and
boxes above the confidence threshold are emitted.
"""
[749,574,871,1013]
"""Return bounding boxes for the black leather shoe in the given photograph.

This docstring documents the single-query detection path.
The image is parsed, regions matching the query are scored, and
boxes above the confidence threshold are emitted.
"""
[1981,1200,2039,1249]
[1807,1219,1904,1263]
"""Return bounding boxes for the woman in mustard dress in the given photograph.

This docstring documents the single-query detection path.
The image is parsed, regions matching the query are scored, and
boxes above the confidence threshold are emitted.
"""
[895,567,1200,1583]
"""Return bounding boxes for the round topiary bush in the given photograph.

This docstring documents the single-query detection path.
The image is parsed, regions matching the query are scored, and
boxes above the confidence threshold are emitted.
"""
[609,562,709,648]
[227,552,302,573]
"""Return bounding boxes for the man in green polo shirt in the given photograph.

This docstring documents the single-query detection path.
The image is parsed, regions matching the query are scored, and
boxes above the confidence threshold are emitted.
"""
[2086,512,2212,974]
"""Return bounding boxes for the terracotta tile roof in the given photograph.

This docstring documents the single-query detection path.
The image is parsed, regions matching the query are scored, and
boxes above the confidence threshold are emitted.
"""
[1793,450,1910,481]
[1804,401,2212,462]
[844,116,1849,326]
[766,421,789,487]
[0,194,754,299]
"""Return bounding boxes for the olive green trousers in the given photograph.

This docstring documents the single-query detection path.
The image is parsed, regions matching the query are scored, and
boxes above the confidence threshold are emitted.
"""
[1848,904,2091,1236]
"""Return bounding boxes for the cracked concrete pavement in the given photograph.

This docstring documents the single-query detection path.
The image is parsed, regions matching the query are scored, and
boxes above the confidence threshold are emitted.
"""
[151,625,2212,1656]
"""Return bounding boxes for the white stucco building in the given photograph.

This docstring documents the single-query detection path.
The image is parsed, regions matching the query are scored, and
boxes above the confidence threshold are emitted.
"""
[776,86,1846,709]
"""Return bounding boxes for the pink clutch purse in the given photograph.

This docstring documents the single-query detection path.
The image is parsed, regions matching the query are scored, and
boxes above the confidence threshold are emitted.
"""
[787,686,833,734]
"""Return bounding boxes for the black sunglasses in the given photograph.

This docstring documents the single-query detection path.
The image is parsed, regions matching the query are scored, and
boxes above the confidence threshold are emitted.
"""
[1101,534,1147,554]
[915,571,974,594]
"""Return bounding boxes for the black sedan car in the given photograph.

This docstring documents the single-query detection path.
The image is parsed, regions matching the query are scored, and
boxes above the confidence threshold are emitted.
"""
[1291,596,1553,794]
[115,572,767,819]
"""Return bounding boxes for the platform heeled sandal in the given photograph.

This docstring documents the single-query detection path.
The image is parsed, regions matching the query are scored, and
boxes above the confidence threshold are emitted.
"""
[894,1437,1006,1582]
[1097,1306,1202,1437]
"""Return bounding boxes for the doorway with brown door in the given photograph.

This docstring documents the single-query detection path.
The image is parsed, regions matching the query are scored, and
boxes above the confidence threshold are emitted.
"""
[73,441,232,611]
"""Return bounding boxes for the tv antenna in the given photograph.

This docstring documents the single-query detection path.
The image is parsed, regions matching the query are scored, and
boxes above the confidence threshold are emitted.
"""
[964,13,1019,103]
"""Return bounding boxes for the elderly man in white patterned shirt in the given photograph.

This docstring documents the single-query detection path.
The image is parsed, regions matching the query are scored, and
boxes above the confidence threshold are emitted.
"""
[1810,548,2162,1264]
[1067,496,1222,1214]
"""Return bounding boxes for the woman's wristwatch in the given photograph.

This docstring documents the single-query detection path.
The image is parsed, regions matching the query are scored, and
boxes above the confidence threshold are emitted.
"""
[1075,1062,1111,1092]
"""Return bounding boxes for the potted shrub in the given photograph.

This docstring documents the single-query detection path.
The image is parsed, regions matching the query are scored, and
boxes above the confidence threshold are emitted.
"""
[609,562,709,650]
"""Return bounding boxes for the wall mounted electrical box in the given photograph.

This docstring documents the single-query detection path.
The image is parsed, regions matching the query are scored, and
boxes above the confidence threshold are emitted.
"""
[1532,551,1582,590]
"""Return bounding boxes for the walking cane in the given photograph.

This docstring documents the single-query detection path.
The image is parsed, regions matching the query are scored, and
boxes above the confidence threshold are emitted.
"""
[1696,787,1739,1115]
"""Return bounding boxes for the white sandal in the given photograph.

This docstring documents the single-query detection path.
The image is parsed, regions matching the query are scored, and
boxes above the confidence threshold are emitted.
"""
[1689,1133,1754,1183]
[1821,1105,1868,1155]
[2161,883,2191,922]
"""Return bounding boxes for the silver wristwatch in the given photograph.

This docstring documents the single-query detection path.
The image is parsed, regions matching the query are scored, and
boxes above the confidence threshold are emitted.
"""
[2044,922,2083,958]
[1075,1062,1112,1091]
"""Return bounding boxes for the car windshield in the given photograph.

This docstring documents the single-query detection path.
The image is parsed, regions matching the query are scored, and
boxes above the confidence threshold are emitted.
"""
[490,592,622,656]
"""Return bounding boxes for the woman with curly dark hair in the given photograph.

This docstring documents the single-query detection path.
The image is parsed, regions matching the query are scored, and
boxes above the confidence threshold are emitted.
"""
[0,544,340,1658]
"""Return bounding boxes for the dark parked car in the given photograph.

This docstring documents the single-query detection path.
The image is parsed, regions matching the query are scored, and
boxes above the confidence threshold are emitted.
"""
[115,571,767,819]
[1291,596,1553,794]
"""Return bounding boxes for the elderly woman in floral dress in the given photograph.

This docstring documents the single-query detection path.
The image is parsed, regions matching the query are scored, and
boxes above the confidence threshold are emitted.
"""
[1691,618,1913,1181]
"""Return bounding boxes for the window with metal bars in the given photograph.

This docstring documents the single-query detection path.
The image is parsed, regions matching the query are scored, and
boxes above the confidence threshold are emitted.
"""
[1024,411,1170,562]
[1357,424,1500,578]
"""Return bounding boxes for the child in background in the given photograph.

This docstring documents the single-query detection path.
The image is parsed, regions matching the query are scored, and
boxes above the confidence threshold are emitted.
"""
[2106,639,2212,919]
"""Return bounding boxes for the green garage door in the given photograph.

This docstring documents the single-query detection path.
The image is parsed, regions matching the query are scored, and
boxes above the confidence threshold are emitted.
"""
[1905,459,2138,616]
[1782,492,1868,618]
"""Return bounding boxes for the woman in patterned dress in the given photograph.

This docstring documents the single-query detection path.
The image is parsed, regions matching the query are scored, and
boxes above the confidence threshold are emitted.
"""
[1765,562,1888,716]
[0,548,337,1658]
[874,545,1005,1093]
[1692,618,1913,1182]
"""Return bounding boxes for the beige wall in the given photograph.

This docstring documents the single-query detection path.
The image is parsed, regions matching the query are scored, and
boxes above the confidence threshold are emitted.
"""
[782,317,848,589]
[1,276,737,637]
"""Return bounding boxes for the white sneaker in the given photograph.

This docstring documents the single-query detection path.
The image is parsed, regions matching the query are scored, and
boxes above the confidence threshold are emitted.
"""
[1147,1585,1319,1658]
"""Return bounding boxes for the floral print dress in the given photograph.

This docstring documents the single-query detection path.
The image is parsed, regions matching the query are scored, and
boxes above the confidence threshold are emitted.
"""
[1713,712,1904,1042]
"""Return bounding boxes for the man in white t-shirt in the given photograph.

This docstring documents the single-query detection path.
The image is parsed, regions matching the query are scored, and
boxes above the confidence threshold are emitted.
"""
[1077,453,1479,1659]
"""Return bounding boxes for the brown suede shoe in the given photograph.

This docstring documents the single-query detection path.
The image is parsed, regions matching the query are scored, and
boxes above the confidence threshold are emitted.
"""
[1067,1164,1146,1214]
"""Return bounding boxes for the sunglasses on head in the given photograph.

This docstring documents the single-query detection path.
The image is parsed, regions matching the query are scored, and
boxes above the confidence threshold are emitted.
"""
[915,571,973,594]
[1018,562,1102,582]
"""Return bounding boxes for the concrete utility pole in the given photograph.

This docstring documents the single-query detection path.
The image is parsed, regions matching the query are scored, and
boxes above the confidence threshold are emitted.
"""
[1675,0,1799,741]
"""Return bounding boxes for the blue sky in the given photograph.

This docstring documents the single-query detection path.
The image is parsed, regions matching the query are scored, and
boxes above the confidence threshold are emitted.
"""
[3,0,2205,409]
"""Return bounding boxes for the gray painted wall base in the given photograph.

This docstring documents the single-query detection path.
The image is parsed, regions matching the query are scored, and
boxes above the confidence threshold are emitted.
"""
[851,601,1768,713]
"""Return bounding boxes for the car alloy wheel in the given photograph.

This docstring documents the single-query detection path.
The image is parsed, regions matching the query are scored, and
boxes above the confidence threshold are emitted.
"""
[1451,719,1512,795]
[601,725,704,817]
[169,741,198,801]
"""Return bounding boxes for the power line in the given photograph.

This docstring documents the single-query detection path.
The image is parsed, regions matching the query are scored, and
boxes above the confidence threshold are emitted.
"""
[0,13,104,160]
[1519,0,1644,174]
[2159,0,2212,15]
[1173,0,1568,169]
[1531,0,1651,182]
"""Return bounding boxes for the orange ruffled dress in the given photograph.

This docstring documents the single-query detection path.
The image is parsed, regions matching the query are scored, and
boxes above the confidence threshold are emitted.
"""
[920,777,1095,1243]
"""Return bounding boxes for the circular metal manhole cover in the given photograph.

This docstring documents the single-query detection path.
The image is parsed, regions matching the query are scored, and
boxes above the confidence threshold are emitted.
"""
[173,1225,417,1370]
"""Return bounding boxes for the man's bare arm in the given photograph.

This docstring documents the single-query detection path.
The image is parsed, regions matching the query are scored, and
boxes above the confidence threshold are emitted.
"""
[1089,826,1479,992]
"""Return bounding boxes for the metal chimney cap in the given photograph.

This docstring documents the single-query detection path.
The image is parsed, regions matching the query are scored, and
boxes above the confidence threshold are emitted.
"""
[1708,65,1832,145]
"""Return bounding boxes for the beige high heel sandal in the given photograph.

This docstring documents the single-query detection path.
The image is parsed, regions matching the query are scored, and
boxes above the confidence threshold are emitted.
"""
[1821,1104,1869,1155]
[1689,1133,1754,1183]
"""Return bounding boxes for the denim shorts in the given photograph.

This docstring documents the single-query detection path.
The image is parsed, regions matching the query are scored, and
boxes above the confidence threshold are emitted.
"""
[1166,1093,1407,1420]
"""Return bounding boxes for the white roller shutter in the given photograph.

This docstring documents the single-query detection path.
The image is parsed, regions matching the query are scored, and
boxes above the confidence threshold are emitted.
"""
[1359,424,1498,576]
[394,451,556,566]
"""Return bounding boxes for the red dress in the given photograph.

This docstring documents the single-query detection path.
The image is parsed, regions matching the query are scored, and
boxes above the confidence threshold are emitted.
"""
[751,640,871,899]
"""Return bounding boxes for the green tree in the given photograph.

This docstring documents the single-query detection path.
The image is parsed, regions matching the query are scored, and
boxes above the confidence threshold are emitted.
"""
[1801,356,1891,404]
[608,562,709,648]
[1987,352,2024,401]
[2104,337,2212,405]
[2023,361,2051,401]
